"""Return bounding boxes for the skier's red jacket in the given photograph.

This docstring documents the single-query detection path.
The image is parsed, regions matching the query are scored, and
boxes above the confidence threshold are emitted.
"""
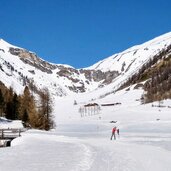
[112,127,116,133]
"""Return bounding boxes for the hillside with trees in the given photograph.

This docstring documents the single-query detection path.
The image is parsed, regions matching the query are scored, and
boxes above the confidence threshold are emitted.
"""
[118,45,171,103]
[143,53,171,103]
[0,82,55,130]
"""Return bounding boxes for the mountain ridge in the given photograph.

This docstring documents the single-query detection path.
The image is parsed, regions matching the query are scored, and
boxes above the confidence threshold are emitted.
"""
[0,32,171,99]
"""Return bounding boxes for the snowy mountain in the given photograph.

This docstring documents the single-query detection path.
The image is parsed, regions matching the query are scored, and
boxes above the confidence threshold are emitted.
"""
[88,32,171,72]
[0,32,171,99]
[87,32,171,94]
[0,39,120,96]
[1,33,171,171]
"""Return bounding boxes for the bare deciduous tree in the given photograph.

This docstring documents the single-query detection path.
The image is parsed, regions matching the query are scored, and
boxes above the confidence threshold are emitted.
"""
[39,87,55,130]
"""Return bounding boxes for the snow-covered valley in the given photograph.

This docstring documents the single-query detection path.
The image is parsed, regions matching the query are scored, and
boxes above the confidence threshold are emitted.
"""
[1,87,171,171]
[1,32,171,170]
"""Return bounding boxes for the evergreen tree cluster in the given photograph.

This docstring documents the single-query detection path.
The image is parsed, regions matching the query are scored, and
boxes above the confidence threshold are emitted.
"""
[117,45,171,103]
[0,82,54,131]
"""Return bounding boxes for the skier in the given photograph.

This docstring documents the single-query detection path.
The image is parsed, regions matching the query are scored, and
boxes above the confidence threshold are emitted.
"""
[110,126,117,140]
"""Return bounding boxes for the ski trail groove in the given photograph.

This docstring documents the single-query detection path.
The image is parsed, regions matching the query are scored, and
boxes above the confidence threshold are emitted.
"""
[73,143,94,171]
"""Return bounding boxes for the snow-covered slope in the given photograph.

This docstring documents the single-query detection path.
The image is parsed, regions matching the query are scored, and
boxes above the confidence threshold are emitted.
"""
[81,32,171,100]
[1,32,171,98]
[0,39,96,95]
[88,32,171,72]
[0,39,119,96]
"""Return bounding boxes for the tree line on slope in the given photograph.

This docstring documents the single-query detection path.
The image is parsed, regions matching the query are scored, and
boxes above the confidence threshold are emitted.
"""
[143,53,171,103]
[0,82,54,131]
[118,44,171,103]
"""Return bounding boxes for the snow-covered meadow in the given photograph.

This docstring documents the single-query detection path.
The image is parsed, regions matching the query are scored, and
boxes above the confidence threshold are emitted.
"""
[1,87,171,171]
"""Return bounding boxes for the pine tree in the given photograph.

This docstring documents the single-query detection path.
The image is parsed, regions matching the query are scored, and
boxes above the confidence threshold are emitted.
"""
[12,93,20,120]
[5,87,14,120]
[22,109,29,123]
[20,86,38,127]
[5,101,13,120]
[39,87,54,130]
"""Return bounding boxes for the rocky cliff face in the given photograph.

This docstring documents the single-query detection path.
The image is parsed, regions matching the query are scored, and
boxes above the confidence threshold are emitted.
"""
[9,47,56,74]
[8,47,118,92]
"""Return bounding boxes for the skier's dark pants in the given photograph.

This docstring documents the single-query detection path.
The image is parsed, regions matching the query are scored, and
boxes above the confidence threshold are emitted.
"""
[111,133,116,140]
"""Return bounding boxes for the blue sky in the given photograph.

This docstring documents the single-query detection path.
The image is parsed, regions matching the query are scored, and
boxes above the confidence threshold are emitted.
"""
[0,0,171,68]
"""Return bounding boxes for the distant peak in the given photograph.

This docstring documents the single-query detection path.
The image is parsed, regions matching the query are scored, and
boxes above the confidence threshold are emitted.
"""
[0,38,6,42]
[0,38,12,45]
[0,38,8,42]
[0,38,20,49]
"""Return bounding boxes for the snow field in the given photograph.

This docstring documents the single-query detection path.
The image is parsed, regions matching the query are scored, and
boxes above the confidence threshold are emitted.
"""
[1,32,171,170]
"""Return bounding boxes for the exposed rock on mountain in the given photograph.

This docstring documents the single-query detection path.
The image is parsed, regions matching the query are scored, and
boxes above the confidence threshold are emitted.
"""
[0,32,171,100]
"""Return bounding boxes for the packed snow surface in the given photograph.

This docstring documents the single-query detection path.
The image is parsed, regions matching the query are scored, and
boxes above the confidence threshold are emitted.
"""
[1,87,171,171]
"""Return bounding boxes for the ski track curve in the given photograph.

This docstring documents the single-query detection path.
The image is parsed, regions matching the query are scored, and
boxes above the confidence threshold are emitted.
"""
[8,132,95,171]
[73,143,94,171]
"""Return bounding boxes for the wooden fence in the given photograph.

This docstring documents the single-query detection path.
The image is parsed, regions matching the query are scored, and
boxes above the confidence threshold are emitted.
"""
[0,128,23,140]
